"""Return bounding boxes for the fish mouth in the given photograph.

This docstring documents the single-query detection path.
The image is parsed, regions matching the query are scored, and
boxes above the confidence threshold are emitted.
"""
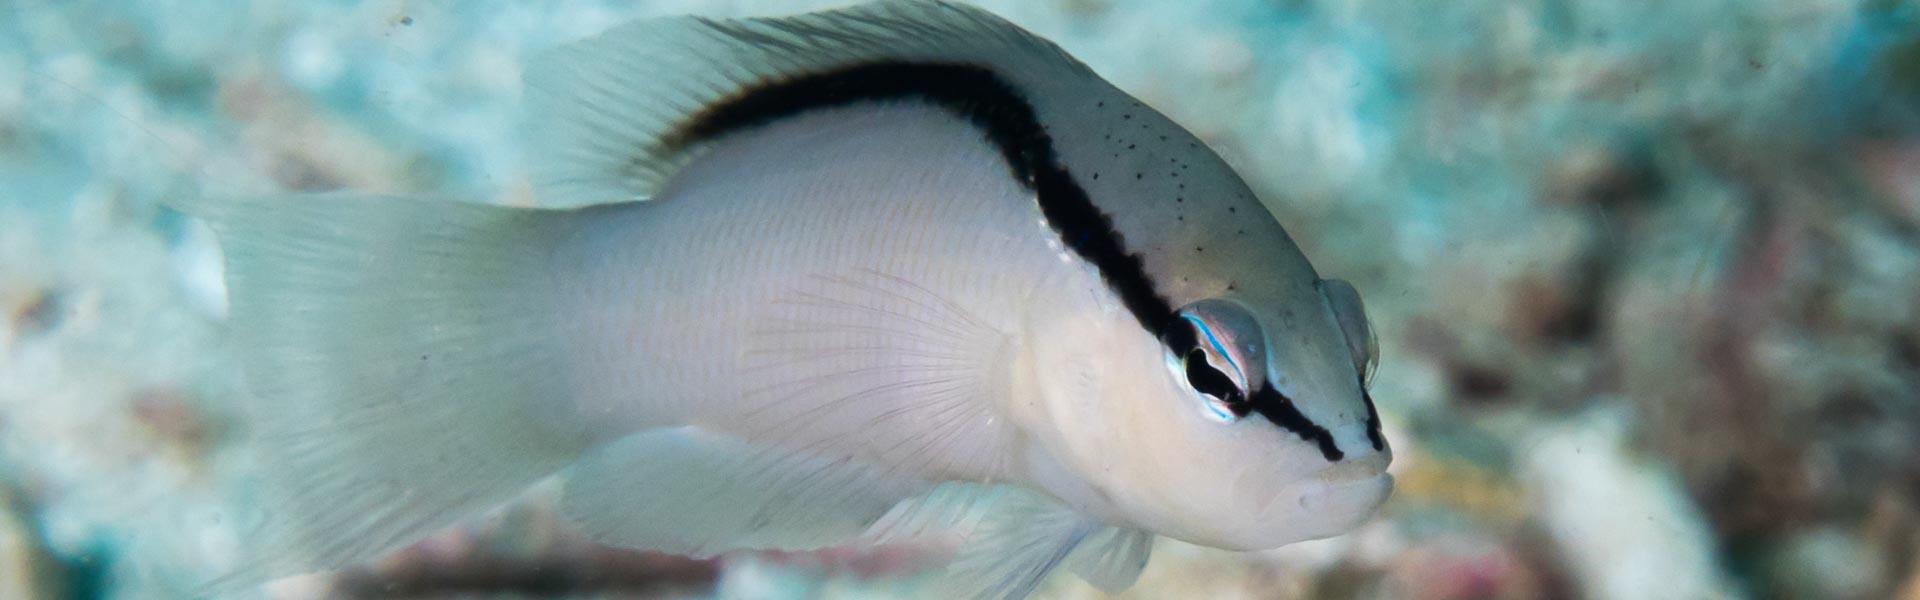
[1231,450,1392,511]
[1308,452,1391,485]
[1293,470,1392,524]
[1277,452,1394,531]
[1218,463,1391,550]
[1207,452,1394,551]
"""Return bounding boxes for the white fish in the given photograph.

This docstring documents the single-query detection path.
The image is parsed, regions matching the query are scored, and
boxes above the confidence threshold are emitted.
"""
[182,1,1392,597]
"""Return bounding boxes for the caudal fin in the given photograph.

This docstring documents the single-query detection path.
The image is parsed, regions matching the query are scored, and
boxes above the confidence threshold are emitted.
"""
[176,193,596,586]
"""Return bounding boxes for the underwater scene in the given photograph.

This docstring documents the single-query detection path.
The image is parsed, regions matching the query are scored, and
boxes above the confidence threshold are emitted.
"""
[3,0,1920,598]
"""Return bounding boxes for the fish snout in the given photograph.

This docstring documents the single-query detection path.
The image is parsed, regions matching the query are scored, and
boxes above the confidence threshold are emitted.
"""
[1311,447,1390,485]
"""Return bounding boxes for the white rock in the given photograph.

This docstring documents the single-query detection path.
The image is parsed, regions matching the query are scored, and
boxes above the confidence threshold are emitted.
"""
[1520,406,1738,600]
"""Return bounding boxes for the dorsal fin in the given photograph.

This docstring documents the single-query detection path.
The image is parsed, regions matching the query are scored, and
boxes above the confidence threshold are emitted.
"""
[522,0,1091,204]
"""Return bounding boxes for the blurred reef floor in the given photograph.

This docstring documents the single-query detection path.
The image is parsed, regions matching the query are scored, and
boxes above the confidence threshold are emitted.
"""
[2,0,1919,598]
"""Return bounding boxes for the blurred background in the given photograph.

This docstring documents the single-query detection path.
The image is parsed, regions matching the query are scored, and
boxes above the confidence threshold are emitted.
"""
[2,0,1917,598]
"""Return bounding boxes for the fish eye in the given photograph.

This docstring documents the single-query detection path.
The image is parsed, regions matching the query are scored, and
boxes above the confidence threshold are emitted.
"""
[1163,299,1268,421]
[1318,279,1378,389]
[1180,346,1244,420]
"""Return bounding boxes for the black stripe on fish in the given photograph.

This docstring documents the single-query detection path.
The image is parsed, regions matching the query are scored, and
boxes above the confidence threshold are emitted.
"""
[1250,386,1343,462]
[665,61,1179,336]
[668,61,1346,459]
[1362,390,1385,451]
[1164,309,1342,460]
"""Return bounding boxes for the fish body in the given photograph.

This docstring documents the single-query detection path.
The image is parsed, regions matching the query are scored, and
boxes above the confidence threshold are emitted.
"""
[184,2,1391,597]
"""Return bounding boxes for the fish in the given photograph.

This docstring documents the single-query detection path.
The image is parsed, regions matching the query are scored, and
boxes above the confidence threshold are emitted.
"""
[179,1,1392,597]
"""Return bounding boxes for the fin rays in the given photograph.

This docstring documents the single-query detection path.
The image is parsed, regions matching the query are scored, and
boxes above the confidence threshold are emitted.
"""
[523,0,1084,204]
[737,267,1014,486]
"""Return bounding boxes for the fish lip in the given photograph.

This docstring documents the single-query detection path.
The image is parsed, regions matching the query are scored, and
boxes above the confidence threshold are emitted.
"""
[1229,451,1392,507]
[1210,455,1393,551]
[1307,452,1391,485]
[1235,467,1392,549]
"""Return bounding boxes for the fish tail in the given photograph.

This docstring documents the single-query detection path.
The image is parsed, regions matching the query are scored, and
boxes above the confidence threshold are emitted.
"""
[173,193,596,588]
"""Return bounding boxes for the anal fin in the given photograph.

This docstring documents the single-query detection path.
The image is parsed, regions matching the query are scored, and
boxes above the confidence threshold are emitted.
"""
[560,427,919,557]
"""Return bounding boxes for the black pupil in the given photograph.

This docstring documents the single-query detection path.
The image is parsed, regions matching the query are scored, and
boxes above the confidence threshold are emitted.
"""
[1183,348,1246,415]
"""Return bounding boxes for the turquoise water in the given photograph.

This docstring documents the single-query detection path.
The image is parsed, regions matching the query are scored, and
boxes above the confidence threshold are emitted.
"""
[2,1,1917,598]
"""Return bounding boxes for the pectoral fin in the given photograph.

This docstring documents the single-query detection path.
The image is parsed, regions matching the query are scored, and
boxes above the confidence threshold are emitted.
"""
[930,490,1098,600]
[1065,526,1155,595]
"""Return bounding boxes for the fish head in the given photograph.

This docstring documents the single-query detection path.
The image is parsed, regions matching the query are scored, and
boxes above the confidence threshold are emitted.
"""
[1026,277,1394,551]
[1163,278,1394,550]
[1021,275,1391,551]
[1016,109,1393,548]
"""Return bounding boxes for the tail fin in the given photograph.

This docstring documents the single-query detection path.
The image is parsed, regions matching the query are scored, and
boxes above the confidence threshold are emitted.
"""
[175,194,595,585]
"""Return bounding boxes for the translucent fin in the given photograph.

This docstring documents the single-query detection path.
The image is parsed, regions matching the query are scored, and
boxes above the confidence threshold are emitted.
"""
[1064,526,1154,595]
[560,427,920,557]
[522,0,1090,204]
[864,482,1003,545]
[172,194,595,585]
[732,267,1016,485]
[933,490,1098,600]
